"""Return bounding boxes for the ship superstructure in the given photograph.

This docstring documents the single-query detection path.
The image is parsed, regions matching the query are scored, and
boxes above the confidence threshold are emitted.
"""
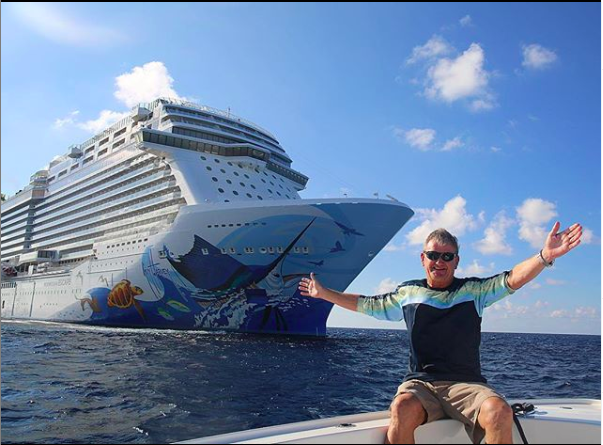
[1,98,413,335]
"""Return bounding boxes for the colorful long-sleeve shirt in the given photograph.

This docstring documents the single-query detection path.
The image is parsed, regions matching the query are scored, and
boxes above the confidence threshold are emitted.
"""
[357,273,515,383]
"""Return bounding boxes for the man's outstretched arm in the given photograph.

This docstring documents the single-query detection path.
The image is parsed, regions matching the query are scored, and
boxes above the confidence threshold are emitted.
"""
[507,221,582,290]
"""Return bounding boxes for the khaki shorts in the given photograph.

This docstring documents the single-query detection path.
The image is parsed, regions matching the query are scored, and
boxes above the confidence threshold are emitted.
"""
[395,379,507,444]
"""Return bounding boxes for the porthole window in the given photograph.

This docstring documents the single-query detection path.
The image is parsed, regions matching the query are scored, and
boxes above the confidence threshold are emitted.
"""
[214,159,220,163]
[246,193,252,198]
[201,156,207,161]
[212,177,219,182]
[234,171,240,176]
[233,190,239,196]
[257,195,263,200]
[226,179,232,184]
[250,184,256,189]
[221,169,226,173]
[240,182,246,187]
[206,166,212,171]
[244,174,250,179]
[218,188,225,193]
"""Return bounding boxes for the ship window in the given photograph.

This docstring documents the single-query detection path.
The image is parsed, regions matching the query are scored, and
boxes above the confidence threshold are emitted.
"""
[257,196,263,200]
[240,182,245,187]
[232,191,239,196]
[84,146,95,154]
[83,156,93,164]
[71,164,79,170]
[206,166,212,171]
[99,137,109,146]
[226,179,232,184]
[246,193,252,198]
[233,171,240,176]
[220,169,226,173]
[218,188,224,193]
[244,174,250,179]
[212,177,218,182]
[98,148,108,157]
[201,156,207,161]
[58,170,68,177]
[250,184,256,189]
[214,159,220,163]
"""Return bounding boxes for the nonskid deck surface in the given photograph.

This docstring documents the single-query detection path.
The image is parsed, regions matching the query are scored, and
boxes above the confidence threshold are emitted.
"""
[175,399,601,444]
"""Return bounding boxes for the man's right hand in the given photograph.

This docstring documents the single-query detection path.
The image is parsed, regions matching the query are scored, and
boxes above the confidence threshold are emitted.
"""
[299,272,324,299]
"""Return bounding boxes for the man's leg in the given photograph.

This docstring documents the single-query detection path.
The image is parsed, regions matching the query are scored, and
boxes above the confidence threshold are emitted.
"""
[476,396,514,444]
[386,393,427,445]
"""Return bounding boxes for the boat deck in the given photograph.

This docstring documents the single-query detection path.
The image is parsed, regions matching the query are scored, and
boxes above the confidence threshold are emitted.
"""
[175,398,601,444]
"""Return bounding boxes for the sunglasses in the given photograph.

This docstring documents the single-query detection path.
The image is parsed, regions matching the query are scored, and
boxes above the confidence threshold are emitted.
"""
[423,251,457,262]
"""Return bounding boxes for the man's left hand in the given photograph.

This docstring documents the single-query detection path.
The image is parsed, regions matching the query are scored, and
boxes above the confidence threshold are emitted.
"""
[542,222,582,262]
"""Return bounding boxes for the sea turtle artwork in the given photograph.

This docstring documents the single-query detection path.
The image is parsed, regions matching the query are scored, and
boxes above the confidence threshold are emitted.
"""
[107,279,146,320]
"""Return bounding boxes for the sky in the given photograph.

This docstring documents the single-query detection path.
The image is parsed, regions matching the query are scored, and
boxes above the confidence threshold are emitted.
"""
[1,2,600,335]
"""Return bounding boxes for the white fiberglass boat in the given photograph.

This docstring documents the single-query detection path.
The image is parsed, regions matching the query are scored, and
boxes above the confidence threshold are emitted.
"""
[175,398,601,444]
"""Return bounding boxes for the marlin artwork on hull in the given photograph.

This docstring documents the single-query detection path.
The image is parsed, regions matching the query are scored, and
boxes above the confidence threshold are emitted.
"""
[1,98,414,335]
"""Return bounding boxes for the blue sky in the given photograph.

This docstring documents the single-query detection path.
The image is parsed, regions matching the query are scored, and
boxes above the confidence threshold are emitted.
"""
[1,3,600,334]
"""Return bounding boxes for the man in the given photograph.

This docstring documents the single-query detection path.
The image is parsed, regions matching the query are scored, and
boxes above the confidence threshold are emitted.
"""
[298,222,582,444]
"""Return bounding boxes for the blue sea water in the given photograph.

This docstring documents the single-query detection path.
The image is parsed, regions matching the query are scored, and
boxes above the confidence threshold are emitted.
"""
[1,321,600,444]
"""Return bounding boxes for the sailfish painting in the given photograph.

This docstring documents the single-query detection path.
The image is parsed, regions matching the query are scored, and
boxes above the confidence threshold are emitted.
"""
[165,218,317,299]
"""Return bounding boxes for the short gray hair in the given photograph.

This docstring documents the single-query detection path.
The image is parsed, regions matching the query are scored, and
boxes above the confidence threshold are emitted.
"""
[424,229,459,253]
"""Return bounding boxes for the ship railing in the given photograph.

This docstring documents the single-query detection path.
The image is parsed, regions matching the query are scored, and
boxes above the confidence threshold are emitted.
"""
[152,97,278,141]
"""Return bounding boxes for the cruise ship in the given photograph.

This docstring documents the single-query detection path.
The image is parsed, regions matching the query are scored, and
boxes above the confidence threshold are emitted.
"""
[0,98,414,335]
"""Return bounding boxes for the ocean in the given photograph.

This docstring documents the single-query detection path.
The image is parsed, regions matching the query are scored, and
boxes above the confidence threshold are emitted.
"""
[1,322,600,444]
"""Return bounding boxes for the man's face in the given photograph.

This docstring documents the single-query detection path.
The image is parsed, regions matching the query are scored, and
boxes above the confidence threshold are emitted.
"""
[421,240,459,288]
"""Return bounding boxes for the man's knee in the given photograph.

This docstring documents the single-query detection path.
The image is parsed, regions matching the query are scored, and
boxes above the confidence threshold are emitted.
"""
[478,397,513,429]
[390,392,427,428]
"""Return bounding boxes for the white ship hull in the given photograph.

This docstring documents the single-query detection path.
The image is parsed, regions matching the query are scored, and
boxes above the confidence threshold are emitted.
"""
[1,199,413,335]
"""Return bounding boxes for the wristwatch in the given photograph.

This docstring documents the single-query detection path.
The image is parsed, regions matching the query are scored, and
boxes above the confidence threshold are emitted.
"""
[538,250,554,267]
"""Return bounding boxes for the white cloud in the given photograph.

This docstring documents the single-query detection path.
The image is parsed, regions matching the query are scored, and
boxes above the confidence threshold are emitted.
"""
[516,198,558,249]
[384,243,406,252]
[522,44,558,70]
[470,95,496,112]
[402,128,436,151]
[545,278,567,286]
[459,15,473,27]
[550,309,569,318]
[529,283,542,290]
[457,260,495,277]
[114,62,184,108]
[51,62,184,134]
[407,35,454,65]
[441,137,464,151]
[474,211,514,255]
[490,146,502,153]
[10,3,125,47]
[425,43,493,109]
[581,227,595,244]
[77,110,129,134]
[53,110,80,129]
[374,278,399,295]
[406,196,480,245]
[551,307,598,319]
